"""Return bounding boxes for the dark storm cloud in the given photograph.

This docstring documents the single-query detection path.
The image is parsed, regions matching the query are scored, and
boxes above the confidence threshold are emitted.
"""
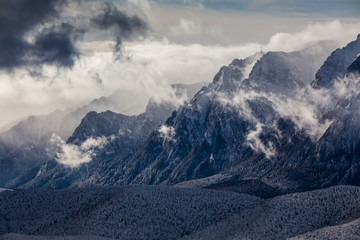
[31,23,84,68]
[91,2,148,54]
[0,0,84,69]
[0,0,149,70]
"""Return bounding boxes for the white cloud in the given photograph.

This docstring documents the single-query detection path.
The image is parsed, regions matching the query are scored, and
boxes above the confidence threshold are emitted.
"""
[267,90,333,140]
[170,18,208,35]
[158,125,176,141]
[49,134,108,168]
[167,18,225,44]
[0,20,359,128]
[246,123,276,158]
[219,83,335,152]
[265,20,360,52]
[127,0,151,13]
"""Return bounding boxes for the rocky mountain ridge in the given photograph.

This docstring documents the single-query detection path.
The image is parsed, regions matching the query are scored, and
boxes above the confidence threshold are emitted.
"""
[2,36,360,194]
[0,83,206,187]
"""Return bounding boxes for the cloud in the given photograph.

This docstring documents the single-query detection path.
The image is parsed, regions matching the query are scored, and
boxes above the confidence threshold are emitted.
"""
[91,2,148,57]
[0,0,149,70]
[179,0,360,18]
[0,20,359,128]
[158,125,176,142]
[31,23,84,68]
[49,133,108,168]
[184,0,206,9]
[169,18,205,35]
[141,0,360,45]
[265,89,333,140]
[246,123,276,158]
[0,0,81,69]
[127,0,152,18]
[218,87,333,157]
[168,18,224,43]
[265,20,360,52]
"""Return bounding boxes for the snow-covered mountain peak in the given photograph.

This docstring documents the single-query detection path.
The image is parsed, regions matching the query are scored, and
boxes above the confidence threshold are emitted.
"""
[210,51,264,93]
[313,34,360,88]
[246,47,331,95]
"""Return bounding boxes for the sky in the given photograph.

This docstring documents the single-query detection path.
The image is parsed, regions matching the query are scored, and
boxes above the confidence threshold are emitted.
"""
[0,0,359,127]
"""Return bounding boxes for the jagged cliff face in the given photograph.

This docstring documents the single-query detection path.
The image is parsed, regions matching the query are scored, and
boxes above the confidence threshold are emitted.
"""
[312,34,360,89]
[3,36,360,192]
[125,53,265,184]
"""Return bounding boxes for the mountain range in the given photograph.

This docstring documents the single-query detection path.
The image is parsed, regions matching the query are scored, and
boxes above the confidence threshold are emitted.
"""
[1,34,360,239]
[0,82,206,188]
[2,36,360,194]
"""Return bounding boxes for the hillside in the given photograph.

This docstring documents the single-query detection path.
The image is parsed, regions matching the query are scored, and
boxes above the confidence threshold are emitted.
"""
[0,185,260,240]
[1,185,360,240]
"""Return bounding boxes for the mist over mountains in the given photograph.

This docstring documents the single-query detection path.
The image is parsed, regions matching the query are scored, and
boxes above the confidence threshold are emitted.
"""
[1,30,360,239]
[3,35,359,192]
[0,82,205,187]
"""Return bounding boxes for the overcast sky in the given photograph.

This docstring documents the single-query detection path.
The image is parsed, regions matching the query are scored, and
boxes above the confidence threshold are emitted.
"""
[0,0,359,126]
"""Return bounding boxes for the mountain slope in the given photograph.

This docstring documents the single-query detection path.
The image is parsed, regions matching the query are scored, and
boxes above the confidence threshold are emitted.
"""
[182,186,360,240]
[312,34,360,88]
[1,185,359,240]
[289,217,360,240]
[0,185,260,240]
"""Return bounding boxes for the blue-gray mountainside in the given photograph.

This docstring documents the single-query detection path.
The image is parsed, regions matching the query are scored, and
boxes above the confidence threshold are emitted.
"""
[0,83,205,188]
